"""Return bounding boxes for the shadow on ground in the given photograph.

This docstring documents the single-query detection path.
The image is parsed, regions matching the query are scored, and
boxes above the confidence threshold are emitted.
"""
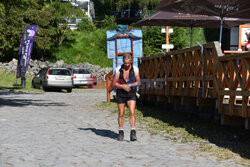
[79,128,118,140]
[137,101,250,160]
[0,90,68,107]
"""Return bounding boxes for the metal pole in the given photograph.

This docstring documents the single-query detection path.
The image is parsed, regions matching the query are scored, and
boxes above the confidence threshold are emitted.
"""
[21,44,26,88]
[21,58,26,88]
[219,16,223,43]
[21,30,28,88]
[196,41,205,98]
[219,6,224,43]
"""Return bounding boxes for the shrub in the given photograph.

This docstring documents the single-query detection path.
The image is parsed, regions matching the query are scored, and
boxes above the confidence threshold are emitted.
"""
[102,15,117,30]
[77,18,96,31]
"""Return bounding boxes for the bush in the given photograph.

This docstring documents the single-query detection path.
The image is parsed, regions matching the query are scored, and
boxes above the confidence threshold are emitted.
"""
[102,15,117,30]
[77,18,96,31]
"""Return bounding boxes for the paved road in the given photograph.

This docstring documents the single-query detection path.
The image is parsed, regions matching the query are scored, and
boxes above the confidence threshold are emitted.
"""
[0,89,241,167]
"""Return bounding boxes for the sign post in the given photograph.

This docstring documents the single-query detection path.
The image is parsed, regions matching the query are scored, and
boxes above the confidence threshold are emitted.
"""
[161,26,174,52]
[21,30,29,87]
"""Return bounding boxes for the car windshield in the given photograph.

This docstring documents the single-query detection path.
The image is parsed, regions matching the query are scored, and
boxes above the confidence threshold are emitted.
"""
[49,69,71,76]
[73,69,91,74]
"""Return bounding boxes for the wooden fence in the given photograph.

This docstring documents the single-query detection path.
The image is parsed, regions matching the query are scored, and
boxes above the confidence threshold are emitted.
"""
[214,53,250,123]
[139,42,221,104]
[106,41,250,129]
[138,41,250,129]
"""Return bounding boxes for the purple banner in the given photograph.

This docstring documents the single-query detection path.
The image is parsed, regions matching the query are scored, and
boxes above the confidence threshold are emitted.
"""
[16,25,38,78]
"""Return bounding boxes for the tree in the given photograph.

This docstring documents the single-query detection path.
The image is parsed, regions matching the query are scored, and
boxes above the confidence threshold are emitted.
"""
[0,0,86,61]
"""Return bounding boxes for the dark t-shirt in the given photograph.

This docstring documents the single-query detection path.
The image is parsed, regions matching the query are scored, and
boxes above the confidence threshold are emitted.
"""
[116,65,137,98]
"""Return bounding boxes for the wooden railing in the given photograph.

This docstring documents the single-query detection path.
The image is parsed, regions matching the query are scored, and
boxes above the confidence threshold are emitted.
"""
[139,42,222,99]
[214,53,250,118]
[138,41,250,129]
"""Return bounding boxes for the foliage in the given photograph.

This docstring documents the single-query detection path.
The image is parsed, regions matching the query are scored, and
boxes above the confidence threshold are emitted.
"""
[0,0,85,61]
[142,26,165,57]
[102,15,117,30]
[0,0,208,67]
[94,0,161,19]
[77,18,96,31]
[51,30,112,67]
[141,26,207,57]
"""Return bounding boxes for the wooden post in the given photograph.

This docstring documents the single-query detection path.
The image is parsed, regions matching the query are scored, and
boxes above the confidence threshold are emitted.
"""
[105,71,113,102]
[166,26,170,52]
[238,25,243,51]
[106,76,111,102]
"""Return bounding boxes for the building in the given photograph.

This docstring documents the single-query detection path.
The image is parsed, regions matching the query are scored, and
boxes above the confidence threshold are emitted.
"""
[60,0,95,30]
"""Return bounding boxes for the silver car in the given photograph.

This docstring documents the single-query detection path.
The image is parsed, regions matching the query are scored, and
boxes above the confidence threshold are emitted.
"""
[32,68,73,92]
[69,68,94,87]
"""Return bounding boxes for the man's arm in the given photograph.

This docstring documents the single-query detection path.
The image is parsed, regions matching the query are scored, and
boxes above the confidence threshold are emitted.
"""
[128,72,141,87]
[113,71,131,91]
[113,73,125,89]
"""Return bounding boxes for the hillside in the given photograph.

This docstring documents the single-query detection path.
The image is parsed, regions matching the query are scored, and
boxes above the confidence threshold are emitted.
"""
[51,29,112,68]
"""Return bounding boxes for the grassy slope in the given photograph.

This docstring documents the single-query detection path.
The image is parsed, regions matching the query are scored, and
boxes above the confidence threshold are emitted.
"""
[52,29,112,68]
[0,69,42,93]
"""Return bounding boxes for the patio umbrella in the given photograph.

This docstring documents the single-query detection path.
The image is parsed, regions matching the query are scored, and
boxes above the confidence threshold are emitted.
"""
[155,0,250,43]
[132,11,250,46]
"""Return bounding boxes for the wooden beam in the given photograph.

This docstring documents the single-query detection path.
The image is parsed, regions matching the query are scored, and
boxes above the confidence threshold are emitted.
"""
[117,52,133,55]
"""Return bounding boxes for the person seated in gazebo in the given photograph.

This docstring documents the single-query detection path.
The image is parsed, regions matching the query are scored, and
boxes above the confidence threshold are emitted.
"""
[244,32,250,51]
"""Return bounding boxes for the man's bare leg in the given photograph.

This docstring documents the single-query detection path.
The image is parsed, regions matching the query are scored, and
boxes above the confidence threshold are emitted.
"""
[117,103,125,141]
[127,100,136,127]
[127,100,137,141]
[118,103,125,127]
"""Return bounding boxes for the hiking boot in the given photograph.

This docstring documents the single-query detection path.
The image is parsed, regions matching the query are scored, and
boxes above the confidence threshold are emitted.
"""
[130,130,137,141]
[117,130,124,141]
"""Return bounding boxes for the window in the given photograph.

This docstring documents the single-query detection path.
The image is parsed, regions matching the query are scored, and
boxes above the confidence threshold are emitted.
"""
[73,69,91,74]
[49,69,71,76]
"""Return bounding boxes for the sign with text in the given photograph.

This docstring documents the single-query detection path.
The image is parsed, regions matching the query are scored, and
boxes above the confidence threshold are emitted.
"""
[16,25,38,78]
[162,44,174,49]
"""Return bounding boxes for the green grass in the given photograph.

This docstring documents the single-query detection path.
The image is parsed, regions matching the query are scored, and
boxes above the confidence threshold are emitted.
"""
[0,69,43,93]
[51,29,112,68]
[96,101,250,166]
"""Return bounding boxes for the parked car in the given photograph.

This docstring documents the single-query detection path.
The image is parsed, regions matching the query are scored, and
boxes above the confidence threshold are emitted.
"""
[32,68,73,92]
[68,68,94,87]
[92,76,97,85]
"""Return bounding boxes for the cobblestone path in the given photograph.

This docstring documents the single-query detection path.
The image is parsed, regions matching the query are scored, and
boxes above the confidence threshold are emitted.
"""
[0,89,241,167]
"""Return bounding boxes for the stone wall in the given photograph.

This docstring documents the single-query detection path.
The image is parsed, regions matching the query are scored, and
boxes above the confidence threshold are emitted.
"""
[0,59,112,80]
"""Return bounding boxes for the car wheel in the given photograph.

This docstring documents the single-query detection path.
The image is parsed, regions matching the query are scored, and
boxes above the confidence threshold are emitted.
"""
[40,82,47,91]
[67,88,72,93]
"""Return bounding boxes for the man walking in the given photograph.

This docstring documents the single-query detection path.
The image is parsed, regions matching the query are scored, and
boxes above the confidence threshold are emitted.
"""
[113,54,140,141]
